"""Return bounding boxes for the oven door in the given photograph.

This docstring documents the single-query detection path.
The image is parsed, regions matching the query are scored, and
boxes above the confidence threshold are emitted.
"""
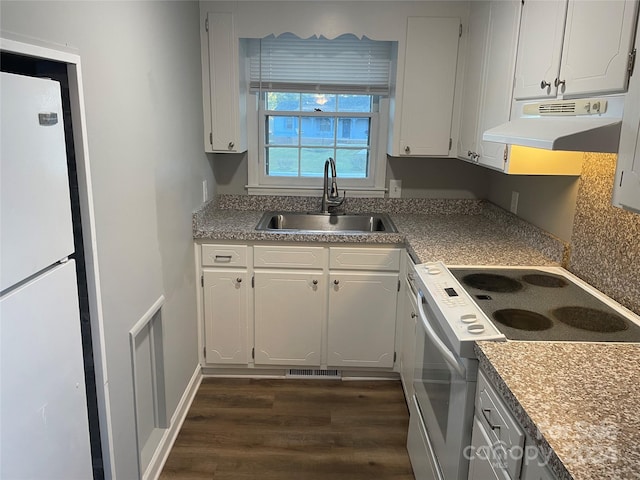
[413,289,477,480]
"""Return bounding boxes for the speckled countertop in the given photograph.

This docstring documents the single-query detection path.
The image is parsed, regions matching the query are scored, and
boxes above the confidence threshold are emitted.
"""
[192,195,567,266]
[476,342,640,480]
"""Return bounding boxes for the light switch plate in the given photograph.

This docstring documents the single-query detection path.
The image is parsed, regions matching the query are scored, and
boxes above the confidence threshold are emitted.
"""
[389,179,402,198]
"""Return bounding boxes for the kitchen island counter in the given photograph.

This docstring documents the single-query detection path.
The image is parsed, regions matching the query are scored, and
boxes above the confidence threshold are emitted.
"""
[475,341,640,480]
[193,196,566,266]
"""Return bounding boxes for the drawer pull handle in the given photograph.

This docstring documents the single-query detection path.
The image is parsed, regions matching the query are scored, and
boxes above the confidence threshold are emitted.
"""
[214,255,232,262]
[481,408,500,431]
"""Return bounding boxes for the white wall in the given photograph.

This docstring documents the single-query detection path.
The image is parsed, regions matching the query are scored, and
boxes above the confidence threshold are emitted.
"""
[1,1,213,478]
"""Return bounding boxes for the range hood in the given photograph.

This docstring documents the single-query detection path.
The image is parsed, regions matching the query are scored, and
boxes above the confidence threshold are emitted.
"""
[483,97,624,153]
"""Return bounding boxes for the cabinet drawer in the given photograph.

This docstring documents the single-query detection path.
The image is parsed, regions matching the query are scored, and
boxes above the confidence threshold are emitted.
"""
[202,244,248,267]
[254,245,325,269]
[329,247,400,271]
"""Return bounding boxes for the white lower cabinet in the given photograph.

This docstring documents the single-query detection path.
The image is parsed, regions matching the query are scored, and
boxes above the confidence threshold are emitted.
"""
[202,269,250,364]
[399,266,417,399]
[253,270,325,366]
[327,272,398,368]
[200,242,401,370]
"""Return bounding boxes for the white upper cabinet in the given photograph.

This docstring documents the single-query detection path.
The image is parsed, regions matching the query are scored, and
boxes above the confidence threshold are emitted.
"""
[613,22,640,214]
[201,12,247,153]
[513,0,567,100]
[458,1,522,171]
[514,0,639,100]
[390,16,461,157]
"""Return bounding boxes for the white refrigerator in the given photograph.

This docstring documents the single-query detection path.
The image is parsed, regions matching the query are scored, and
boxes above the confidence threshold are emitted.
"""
[1,72,94,479]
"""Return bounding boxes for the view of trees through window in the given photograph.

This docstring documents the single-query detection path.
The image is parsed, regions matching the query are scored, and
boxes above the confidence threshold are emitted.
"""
[263,92,373,178]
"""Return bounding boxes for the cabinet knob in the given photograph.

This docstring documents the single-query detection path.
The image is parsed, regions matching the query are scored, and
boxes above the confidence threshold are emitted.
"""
[404,145,410,154]
[411,312,417,319]
[236,277,242,283]
[312,279,318,285]
[334,279,340,285]
[228,141,235,150]
[540,80,551,90]
[554,78,566,89]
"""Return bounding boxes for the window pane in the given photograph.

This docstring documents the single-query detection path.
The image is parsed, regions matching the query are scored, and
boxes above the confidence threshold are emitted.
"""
[267,92,300,111]
[337,95,372,112]
[300,148,333,177]
[267,116,299,145]
[301,117,335,146]
[335,149,368,178]
[301,93,336,112]
[337,118,370,147]
[266,147,299,176]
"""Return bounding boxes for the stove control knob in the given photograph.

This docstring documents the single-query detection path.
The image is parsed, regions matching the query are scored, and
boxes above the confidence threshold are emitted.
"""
[461,314,477,324]
[467,324,486,334]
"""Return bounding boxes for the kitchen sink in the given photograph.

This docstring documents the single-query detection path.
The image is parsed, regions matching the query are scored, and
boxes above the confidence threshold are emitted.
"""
[255,211,398,233]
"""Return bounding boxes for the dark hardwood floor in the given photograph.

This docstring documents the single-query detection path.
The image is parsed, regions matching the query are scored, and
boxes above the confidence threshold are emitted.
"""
[160,378,415,480]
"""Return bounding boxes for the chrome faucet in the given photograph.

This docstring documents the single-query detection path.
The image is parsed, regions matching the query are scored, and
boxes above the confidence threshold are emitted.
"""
[321,157,345,214]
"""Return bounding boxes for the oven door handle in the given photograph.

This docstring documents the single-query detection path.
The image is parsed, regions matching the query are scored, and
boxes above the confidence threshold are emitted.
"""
[417,290,466,378]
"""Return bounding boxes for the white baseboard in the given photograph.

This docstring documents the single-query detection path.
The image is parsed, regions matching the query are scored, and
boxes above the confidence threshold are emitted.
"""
[143,365,202,480]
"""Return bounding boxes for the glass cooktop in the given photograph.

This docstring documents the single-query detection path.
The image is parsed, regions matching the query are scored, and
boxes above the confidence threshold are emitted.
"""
[449,268,640,342]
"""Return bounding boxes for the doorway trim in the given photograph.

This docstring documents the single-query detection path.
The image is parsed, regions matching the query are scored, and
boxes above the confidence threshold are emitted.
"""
[1,34,115,479]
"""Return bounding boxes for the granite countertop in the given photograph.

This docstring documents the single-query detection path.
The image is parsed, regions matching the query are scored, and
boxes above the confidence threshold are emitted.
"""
[192,195,567,266]
[476,341,640,480]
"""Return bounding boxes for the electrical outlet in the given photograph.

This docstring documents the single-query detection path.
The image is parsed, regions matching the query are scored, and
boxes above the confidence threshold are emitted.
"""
[510,191,519,214]
[202,180,208,203]
[389,179,402,198]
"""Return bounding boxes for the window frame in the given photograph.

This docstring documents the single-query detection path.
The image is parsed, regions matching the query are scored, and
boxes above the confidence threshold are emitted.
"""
[247,91,388,197]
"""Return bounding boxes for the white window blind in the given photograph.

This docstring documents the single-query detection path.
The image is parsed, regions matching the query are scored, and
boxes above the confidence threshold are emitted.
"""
[248,34,393,95]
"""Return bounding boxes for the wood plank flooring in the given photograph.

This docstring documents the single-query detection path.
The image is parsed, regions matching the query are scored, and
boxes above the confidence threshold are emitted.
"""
[160,378,415,480]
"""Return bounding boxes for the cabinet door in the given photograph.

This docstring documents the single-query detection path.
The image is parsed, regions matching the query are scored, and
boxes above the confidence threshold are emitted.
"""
[457,2,491,161]
[398,17,460,156]
[560,0,638,96]
[400,280,417,399]
[254,271,324,366]
[476,0,522,171]
[205,12,246,153]
[513,0,567,100]
[327,272,398,368]
[203,269,249,364]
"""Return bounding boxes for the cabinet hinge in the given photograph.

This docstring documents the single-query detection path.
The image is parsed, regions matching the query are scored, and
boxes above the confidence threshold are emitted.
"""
[397,279,401,292]
[620,170,625,187]
[252,347,255,359]
[393,352,397,363]
[203,346,206,359]
[201,274,204,287]
[209,132,213,146]
[205,17,209,32]
[448,138,452,151]
[459,23,462,38]
[628,48,637,77]
[503,145,508,164]
[252,276,255,288]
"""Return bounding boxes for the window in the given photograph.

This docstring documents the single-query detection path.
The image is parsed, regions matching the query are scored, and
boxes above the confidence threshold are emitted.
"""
[246,34,394,196]
[261,92,376,180]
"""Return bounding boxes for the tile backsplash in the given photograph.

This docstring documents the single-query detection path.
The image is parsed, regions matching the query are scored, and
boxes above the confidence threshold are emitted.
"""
[569,153,640,315]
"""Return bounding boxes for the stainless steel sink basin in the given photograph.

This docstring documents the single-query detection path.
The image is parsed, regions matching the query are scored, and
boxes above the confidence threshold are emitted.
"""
[255,211,398,233]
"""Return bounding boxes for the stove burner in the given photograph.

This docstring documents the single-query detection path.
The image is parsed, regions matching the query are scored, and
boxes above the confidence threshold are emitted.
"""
[462,274,523,293]
[522,274,568,288]
[552,307,628,333]
[493,309,553,331]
